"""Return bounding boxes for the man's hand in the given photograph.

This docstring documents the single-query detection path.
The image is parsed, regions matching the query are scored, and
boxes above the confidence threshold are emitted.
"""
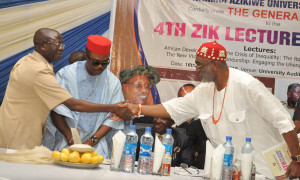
[83,139,94,147]
[111,102,140,121]
[284,162,300,179]
[126,103,140,116]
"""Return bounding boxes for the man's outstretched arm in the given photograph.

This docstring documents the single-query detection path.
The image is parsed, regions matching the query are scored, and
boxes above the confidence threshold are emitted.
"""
[62,98,132,120]
[125,103,171,118]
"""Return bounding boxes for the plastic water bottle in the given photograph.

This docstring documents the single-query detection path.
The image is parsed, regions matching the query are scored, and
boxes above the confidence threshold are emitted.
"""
[120,125,138,173]
[241,137,254,180]
[242,137,254,154]
[222,136,234,180]
[137,127,154,174]
[161,128,174,175]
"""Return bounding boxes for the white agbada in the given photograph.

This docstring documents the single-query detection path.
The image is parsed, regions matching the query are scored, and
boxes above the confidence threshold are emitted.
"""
[43,61,124,158]
[163,68,294,179]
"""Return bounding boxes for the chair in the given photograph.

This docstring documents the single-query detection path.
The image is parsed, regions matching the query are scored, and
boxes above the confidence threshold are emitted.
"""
[174,127,186,134]
[135,123,153,129]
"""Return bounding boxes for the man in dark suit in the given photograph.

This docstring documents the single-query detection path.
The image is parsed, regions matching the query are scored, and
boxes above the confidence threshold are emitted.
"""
[176,83,207,169]
[186,119,207,169]
[293,98,300,134]
[136,117,194,167]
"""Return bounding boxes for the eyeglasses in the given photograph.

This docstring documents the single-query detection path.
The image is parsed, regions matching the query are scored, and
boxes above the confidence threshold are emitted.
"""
[43,41,65,48]
[86,53,110,67]
[124,83,151,89]
[194,61,213,69]
[88,58,110,67]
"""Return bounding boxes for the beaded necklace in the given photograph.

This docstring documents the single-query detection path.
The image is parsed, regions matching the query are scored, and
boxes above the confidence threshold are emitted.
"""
[212,70,229,124]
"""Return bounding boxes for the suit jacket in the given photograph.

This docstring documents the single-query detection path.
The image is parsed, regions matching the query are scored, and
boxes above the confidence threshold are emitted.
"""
[186,119,207,169]
[133,116,154,124]
[293,98,300,121]
[136,128,194,167]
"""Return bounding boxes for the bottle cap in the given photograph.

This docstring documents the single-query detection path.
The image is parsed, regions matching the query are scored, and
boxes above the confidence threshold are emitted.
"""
[145,127,151,131]
[226,136,232,141]
[246,137,251,142]
[166,128,172,133]
[130,125,136,130]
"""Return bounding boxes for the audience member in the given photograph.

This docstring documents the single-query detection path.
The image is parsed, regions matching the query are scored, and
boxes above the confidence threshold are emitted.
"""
[68,50,86,64]
[176,83,207,169]
[293,98,300,134]
[176,84,196,130]
[186,120,207,169]
[0,28,132,150]
[43,35,123,158]
[136,117,194,167]
[283,83,300,118]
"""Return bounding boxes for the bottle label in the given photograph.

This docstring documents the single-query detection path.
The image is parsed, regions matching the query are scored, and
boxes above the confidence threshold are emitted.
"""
[140,144,152,157]
[163,144,173,155]
[161,161,171,175]
[123,155,134,173]
[162,154,172,164]
[124,142,137,155]
[223,154,233,167]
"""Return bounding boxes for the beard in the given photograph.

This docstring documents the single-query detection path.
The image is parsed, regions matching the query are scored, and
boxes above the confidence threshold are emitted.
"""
[199,73,213,83]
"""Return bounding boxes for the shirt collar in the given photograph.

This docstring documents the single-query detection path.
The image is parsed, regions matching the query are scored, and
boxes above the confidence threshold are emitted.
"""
[155,133,166,137]
[32,50,53,68]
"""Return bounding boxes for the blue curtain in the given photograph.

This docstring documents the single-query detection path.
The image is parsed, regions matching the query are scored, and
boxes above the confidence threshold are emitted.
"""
[0,11,111,103]
[0,0,48,9]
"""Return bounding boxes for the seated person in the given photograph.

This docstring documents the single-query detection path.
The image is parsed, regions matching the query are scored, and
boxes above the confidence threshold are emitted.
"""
[119,65,160,125]
[43,35,124,159]
[186,119,207,169]
[136,117,194,167]
[282,83,300,118]
[176,84,197,130]
[176,83,207,169]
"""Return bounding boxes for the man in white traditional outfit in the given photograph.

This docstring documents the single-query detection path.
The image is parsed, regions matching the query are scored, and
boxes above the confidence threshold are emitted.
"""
[43,35,124,158]
[125,41,300,179]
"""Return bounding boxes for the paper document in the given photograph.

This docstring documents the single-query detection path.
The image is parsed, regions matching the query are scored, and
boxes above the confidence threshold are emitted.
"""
[262,142,293,178]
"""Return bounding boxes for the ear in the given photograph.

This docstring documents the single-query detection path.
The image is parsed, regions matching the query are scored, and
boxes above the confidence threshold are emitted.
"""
[122,83,127,90]
[121,84,129,95]
[287,92,291,98]
[211,61,218,71]
[39,42,47,51]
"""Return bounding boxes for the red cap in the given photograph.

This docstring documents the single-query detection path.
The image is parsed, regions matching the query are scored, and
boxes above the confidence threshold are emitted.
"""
[196,41,227,62]
[86,35,111,55]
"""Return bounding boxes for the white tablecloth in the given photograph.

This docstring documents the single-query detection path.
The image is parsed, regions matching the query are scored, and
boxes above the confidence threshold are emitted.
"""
[0,161,205,180]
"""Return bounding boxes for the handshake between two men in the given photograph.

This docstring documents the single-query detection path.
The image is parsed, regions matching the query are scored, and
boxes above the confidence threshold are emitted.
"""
[112,102,169,121]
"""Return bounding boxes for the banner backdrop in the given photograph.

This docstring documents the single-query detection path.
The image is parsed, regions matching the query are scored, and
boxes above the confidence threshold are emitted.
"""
[110,0,300,116]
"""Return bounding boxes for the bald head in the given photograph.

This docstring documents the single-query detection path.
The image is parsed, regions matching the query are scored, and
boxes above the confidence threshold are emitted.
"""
[33,28,64,63]
[178,84,196,97]
[33,28,60,46]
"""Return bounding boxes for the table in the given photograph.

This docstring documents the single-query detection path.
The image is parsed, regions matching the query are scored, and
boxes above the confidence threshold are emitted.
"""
[0,161,204,180]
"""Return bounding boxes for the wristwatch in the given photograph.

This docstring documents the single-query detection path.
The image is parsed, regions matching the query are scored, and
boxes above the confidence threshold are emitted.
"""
[291,155,300,162]
[91,136,99,145]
